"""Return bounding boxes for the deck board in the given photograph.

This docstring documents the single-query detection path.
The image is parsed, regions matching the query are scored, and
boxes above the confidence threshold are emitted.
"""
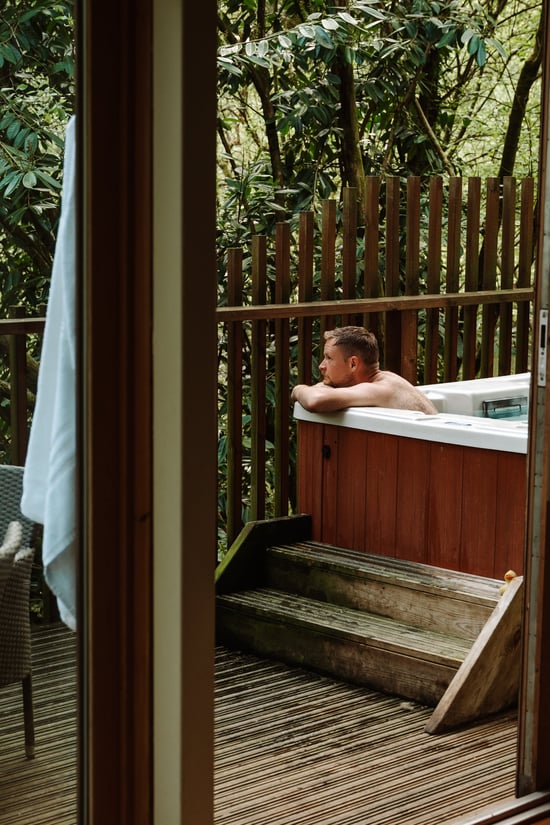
[0,623,77,825]
[0,625,520,824]
[215,645,518,825]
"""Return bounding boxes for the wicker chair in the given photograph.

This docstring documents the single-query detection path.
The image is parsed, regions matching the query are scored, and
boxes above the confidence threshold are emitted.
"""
[0,465,37,759]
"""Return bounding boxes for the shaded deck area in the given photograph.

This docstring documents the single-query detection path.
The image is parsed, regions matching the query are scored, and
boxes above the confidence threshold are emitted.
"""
[215,646,518,825]
[0,623,77,825]
[0,626,519,824]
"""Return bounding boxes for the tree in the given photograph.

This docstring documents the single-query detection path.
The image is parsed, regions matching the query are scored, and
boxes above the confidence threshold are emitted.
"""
[217,0,541,239]
[0,0,75,313]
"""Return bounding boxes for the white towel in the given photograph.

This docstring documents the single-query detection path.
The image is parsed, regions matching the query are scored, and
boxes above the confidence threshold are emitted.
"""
[21,116,77,630]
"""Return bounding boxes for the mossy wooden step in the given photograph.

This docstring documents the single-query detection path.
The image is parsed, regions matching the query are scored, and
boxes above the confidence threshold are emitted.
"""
[216,588,472,705]
[264,541,501,639]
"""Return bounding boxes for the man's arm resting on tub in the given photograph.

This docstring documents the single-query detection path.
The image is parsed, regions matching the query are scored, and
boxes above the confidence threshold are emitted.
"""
[291,382,393,413]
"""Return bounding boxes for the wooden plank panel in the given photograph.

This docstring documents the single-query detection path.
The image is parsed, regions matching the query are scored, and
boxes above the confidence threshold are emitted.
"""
[516,177,534,373]
[365,432,398,555]
[216,593,460,705]
[296,422,324,541]
[427,442,463,570]
[463,177,481,379]
[480,178,500,377]
[342,187,357,301]
[384,176,401,372]
[320,424,339,544]
[461,448,498,576]
[250,235,267,520]
[334,428,367,551]
[320,198,337,337]
[426,576,523,734]
[363,176,382,337]
[264,544,497,638]
[297,211,314,385]
[424,176,442,384]
[395,438,430,563]
[226,247,244,543]
[444,177,462,382]
[495,451,527,576]
[402,177,421,383]
[274,222,291,516]
[499,177,516,376]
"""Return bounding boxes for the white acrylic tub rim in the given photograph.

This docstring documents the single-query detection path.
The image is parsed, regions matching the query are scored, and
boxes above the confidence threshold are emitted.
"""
[293,373,530,454]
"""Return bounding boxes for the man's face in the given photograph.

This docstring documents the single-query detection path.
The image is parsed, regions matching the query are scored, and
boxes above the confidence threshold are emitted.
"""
[319,338,354,387]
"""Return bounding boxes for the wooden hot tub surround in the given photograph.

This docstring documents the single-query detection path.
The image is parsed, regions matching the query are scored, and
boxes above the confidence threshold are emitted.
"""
[295,404,528,580]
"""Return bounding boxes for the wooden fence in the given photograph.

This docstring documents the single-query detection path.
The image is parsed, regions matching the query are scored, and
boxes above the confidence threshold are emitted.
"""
[216,177,536,550]
[0,314,49,617]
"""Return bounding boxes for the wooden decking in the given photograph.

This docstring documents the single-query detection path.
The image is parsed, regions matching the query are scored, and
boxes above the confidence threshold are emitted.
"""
[215,646,518,825]
[0,623,77,825]
[0,625,519,824]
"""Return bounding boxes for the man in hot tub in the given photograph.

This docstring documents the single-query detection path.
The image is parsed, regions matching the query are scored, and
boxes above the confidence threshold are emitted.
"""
[291,326,438,415]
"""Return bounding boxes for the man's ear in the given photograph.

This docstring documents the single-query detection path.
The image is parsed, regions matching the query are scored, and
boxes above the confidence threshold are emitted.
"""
[349,355,358,370]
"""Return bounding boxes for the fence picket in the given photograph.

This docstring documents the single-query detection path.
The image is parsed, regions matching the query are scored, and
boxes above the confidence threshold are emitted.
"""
[364,176,382,339]
[517,177,534,373]
[320,199,337,339]
[250,235,267,521]
[463,177,481,379]
[226,247,243,543]
[481,178,500,376]
[500,177,516,375]
[385,176,401,371]
[424,176,442,383]
[274,222,291,516]
[298,211,314,384]
[444,177,462,381]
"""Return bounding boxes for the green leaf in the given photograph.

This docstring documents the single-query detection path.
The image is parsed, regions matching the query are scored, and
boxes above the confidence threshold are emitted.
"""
[3,172,23,197]
[467,34,480,55]
[322,18,339,31]
[476,40,486,67]
[356,4,386,21]
[246,55,270,67]
[486,37,508,60]
[278,34,292,49]
[6,120,21,140]
[217,57,243,77]
[314,26,334,49]
[436,29,457,49]
[297,25,316,40]
[34,169,62,190]
[337,11,358,25]
[22,171,37,189]
[257,40,269,58]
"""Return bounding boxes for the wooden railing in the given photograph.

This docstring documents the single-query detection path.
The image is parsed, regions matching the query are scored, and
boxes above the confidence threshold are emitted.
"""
[0,314,45,465]
[216,178,536,550]
[0,314,50,618]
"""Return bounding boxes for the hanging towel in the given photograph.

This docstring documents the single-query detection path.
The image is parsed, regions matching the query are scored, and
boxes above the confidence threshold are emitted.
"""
[21,115,77,630]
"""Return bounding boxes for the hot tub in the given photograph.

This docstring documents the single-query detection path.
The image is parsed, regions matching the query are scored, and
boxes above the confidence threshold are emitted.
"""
[293,374,529,578]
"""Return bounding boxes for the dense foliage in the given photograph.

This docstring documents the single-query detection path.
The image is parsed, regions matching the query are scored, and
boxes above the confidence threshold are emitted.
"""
[217,0,541,249]
[0,0,74,313]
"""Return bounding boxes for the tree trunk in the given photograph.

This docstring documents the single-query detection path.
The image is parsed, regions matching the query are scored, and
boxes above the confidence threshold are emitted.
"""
[498,6,544,179]
[334,49,366,209]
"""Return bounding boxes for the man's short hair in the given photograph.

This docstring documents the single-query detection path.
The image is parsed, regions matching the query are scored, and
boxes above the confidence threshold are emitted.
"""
[324,326,379,366]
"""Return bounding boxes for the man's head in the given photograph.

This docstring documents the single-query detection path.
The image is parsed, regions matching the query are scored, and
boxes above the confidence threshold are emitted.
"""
[320,326,379,386]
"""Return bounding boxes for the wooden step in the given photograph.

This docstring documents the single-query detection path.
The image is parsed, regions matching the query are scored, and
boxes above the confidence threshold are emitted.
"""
[215,520,522,730]
[264,541,501,639]
[216,588,472,705]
